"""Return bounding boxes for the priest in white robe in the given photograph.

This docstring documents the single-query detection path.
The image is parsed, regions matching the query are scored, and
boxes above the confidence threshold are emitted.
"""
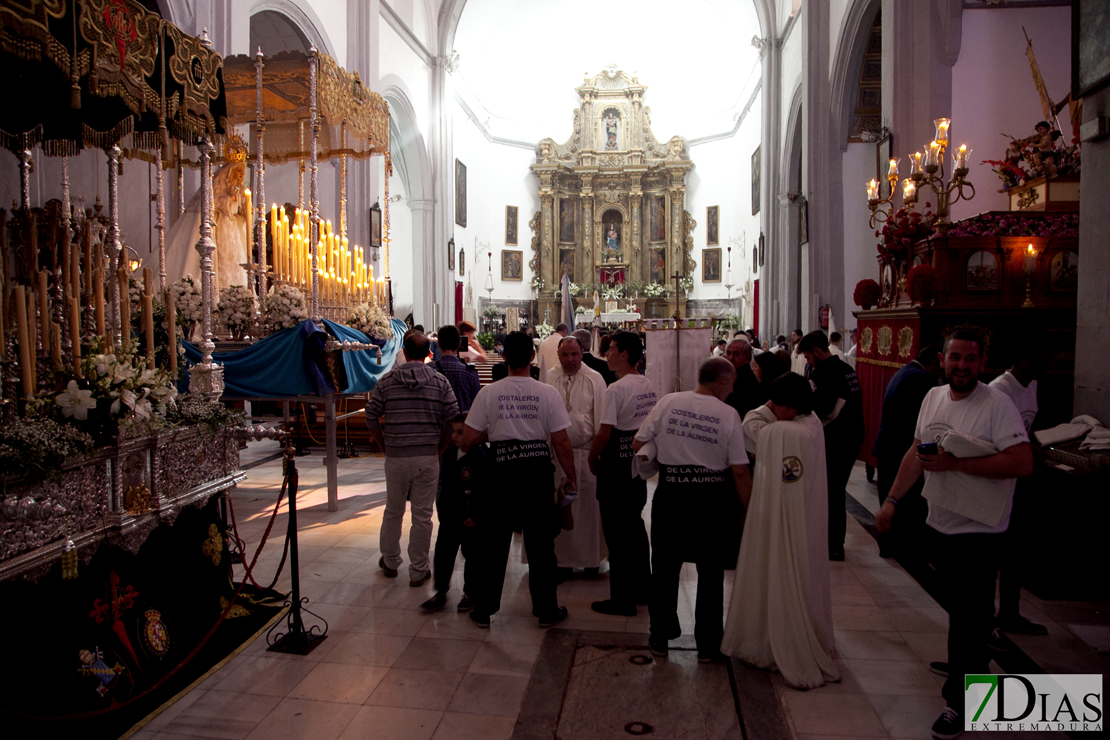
[722,373,839,690]
[548,335,608,569]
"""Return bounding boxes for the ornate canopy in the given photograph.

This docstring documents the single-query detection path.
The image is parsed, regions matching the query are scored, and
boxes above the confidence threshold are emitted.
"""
[530,65,694,318]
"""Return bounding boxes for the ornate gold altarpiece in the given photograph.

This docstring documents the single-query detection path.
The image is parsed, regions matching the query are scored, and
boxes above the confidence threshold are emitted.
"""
[530,66,695,319]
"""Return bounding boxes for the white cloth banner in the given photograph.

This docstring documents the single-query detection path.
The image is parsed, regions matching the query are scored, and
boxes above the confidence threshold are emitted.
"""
[644,319,713,396]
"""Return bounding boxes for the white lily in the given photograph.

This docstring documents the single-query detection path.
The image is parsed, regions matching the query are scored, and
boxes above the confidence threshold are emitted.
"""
[112,362,135,383]
[94,354,116,377]
[55,380,97,421]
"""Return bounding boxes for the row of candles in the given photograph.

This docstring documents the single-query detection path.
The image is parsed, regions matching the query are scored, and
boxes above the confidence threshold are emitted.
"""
[266,202,388,307]
[866,118,972,203]
[2,250,179,399]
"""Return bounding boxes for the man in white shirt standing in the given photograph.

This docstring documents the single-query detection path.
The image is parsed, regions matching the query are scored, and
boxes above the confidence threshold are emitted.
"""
[988,346,1047,637]
[463,332,579,629]
[877,328,1032,740]
[633,357,752,663]
[537,322,569,381]
[548,335,608,572]
[588,332,657,616]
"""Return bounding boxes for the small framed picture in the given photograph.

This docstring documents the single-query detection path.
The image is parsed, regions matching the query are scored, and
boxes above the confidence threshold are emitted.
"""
[459,248,465,277]
[758,232,765,266]
[501,250,523,281]
[455,159,467,227]
[505,205,518,245]
[702,247,721,282]
[751,146,761,215]
[448,237,455,271]
[369,202,382,248]
[706,205,719,246]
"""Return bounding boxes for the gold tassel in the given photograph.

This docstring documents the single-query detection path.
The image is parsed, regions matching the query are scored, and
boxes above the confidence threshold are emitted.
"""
[61,538,78,580]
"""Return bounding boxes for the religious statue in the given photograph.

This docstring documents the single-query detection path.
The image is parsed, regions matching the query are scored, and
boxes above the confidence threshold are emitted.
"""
[606,226,619,259]
[1023,120,1061,178]
[164,160,248,291]
[605,112,619,150]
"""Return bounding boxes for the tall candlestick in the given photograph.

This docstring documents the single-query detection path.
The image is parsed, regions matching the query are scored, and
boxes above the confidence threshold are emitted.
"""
[38,270,50,353]
[70,241,81,313]
[143,292,155,369]
[51,321,62,369]
[144,267,153,298]
[69,296,81,375]
[26,289,36,387]
[94,266,105,339]
[165,287,177,376]
[15,285,32,399]
[83,220,92,296]
[118,268,130,351]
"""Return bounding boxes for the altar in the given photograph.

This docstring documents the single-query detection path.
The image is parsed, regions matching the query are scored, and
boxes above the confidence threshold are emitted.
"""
[529,66,696,321]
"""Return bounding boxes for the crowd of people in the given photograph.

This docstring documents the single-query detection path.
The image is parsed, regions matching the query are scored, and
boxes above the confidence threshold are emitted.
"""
[364,319,1039,740]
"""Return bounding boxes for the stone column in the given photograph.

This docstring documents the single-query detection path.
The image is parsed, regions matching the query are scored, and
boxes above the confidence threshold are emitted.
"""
[540,192,555,320]
[630,188,643,284]
[581,173,594,283]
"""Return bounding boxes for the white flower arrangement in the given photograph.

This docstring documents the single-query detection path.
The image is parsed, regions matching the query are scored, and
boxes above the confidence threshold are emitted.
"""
[643,283,665,297]
[536,323,554,340]
[602,284,624,300]
[531,276,545,292]
[172,275,204,324]
[575,305,591,315]
[567,282,581,297]
[260,284,308,335]
[678,276,694,294]
[217,285,257,339]
[0,417,94,482]
[482,305,502,319]
[347,302,394,341]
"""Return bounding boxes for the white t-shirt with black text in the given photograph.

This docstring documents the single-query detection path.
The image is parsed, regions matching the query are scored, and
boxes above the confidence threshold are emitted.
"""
[466,376,571,442]
[601,374,658,431]
[989,371,1038,433]
[635,391,747,470]
[915,382,1028,535]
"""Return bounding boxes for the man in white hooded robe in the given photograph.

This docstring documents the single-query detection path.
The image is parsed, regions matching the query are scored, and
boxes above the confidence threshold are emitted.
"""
[723,373,839,690]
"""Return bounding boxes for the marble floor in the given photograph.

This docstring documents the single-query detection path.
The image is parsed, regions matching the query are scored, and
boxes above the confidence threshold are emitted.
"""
[126,441,1107,740]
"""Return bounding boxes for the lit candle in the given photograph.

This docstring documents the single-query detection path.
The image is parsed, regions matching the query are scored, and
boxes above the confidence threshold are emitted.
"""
[14,285,32,399]
[69,296,81,376]
[888,157,899,178]
[934,118,951,144]
[1024,244,1036,273]
[910,151,924,175]
[165,287,177,376]
[867,179,879,201]
[927,141,941,167]
[954,144,971,170]
[902,178,917,202]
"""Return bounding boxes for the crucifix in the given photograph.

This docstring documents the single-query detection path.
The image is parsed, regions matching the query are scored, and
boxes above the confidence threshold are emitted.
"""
[671,271,684,320]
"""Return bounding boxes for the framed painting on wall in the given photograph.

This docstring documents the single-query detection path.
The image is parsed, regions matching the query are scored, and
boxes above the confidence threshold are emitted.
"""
[648,195,666,242]
[706,205,719,245]
[505,205,518,245]
[455,159,467,227]
[648,247,666,284]
[459,248,465,277]
[369,202,382,248]
[502,250,523,281]
[448,237,455,271]
[559,198,576,244]
[702,248,721,282]
[751,146,761,215]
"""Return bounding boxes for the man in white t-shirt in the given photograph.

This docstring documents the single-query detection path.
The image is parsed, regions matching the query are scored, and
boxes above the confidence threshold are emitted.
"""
[537,322,569,381]
[463,331,578,629]
[876,328,1032,740]
[587,331,657,616]
[988,347,1048,638]
[633,357,752,663]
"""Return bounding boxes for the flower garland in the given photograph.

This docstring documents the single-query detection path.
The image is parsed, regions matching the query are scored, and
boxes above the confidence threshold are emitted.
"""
[217,285,257,339]
[945,212,1078,238]
[260,284,308,335]
[347,302,394,341]
[854,279,881,310]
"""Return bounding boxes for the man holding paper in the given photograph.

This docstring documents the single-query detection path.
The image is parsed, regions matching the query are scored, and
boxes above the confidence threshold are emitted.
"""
[876,327,1032,740]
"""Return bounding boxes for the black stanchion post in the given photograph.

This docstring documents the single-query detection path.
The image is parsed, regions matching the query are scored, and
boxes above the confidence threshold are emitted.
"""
[267,444,328,654]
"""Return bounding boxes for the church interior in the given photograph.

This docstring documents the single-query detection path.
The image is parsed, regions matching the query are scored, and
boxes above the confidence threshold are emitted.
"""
[1,0,1107,738]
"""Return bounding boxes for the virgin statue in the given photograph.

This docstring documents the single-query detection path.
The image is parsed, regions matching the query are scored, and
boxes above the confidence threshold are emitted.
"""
[165,160,249,291]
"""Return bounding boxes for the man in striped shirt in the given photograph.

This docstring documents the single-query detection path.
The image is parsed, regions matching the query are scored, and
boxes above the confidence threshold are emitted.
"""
[366,331,459,586]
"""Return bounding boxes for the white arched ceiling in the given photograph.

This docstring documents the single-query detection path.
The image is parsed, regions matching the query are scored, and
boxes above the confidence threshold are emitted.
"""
[451,0,764,143]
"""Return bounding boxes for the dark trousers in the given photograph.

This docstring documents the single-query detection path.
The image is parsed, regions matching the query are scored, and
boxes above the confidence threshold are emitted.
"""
[932,529,1002,711]
[825,440,859,552]
[432,511,477,597]
[998,480,1031,618]
[474,494,559,619]
[597,474,651,606]
[648,504,724,654]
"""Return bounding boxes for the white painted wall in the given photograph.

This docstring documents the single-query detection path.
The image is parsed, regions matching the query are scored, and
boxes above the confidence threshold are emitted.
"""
[841,141,877,332]
[949,6,1071,221]
[388,166,414,319]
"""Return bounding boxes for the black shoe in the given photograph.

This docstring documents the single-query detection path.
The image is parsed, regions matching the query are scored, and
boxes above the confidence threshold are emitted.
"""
[929,661,949,677]
[697,650,724,664]
[986,627,1011,653]
[931,706,963,739]
[829,547,845,561]
[470,611,491,628]
[648,636,668,657]
[378,557,398,578]
[457,595,475,613]
[997,614,1048,635]
[538,607,568,628]
[420,593,447,613]
[591,599,637,617]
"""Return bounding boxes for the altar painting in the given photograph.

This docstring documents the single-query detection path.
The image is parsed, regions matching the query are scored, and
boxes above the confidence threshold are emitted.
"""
[649,247,666,284]
[649,195,666,242]
[559,198,576,243]
[559,248,576,281]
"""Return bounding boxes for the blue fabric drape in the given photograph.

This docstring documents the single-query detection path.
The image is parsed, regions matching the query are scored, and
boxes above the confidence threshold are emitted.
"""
[183,318,406,398]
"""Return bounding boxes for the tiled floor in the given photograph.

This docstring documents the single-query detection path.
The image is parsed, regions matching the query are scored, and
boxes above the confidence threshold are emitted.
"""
[128,441,1106,739]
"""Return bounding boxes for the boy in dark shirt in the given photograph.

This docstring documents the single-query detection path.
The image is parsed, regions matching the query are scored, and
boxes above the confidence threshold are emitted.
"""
[421,414,487,613]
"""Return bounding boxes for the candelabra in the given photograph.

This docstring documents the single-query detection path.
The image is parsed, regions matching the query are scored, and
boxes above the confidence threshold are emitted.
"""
[867,118,976,233]
[1021,243,1037,309]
